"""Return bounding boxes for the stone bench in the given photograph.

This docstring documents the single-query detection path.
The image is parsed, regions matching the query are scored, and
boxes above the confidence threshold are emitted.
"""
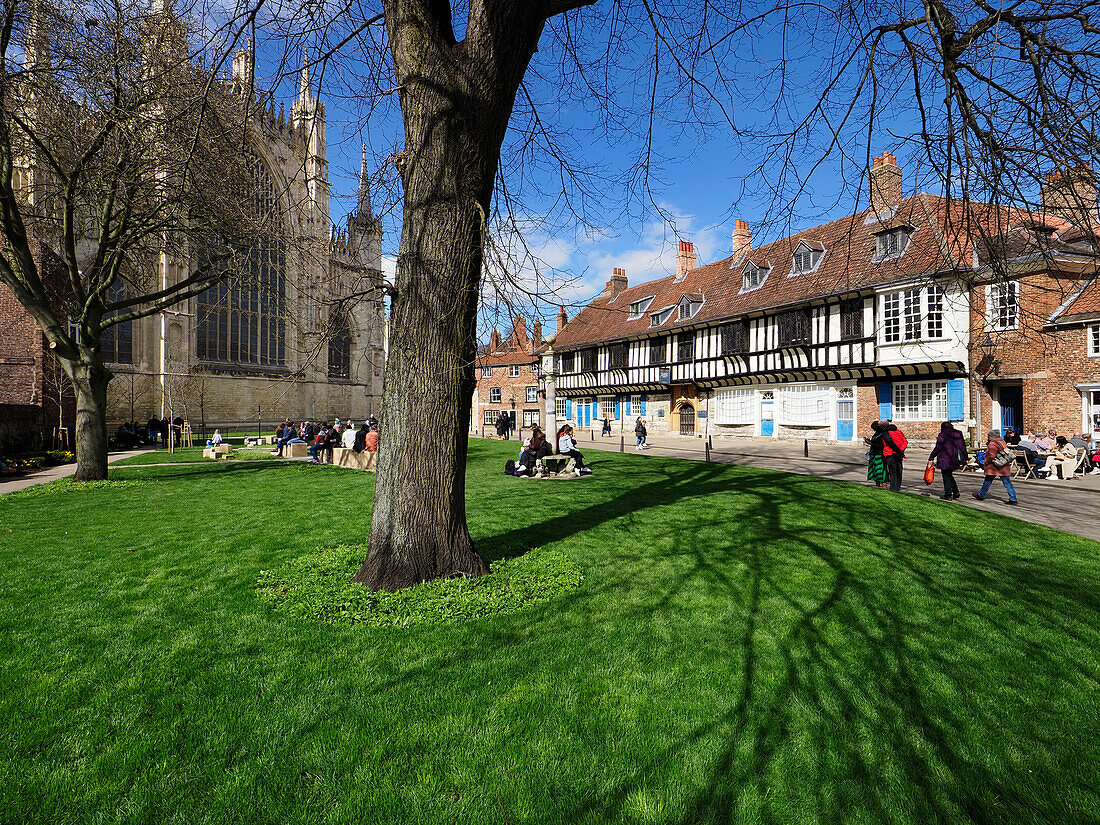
[203,444,233,460]
[333,447,377,472]
[286,442,310,458]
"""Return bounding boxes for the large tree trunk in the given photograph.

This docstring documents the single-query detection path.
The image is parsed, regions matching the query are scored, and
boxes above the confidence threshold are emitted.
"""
[353,0,547,591]
[353,127,492,590]
[68,359,111,482]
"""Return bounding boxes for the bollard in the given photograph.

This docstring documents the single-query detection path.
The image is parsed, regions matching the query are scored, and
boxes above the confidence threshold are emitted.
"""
[620,435,624,453]
[591,429,594,441]
[804,438,808,457]
[705,441,711,462]
[708,435,713,450]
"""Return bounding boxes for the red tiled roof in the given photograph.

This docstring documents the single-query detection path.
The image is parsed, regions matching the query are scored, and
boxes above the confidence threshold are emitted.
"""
[553,194,1077,349]
[1057,278,1100,319]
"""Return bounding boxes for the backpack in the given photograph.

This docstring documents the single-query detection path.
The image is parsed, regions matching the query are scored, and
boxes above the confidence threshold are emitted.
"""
[504,459,516,476]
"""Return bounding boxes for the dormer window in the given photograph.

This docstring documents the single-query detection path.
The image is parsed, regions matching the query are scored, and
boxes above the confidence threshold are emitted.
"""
[649,306,674,327]
[742,262,768,291]
[875,227,911,261]
[677,293,704,321]
[790,241,825,275]
[628,296,655,320]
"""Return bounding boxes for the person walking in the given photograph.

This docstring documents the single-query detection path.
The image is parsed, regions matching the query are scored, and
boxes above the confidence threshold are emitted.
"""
[928,421,967,500]
[601,416,612,437]
[864,420,888,487]
[972,429,1019,504]
[634,416,648,449]
[881,422,908,492]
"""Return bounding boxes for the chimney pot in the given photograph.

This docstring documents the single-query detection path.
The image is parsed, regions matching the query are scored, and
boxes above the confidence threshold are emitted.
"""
[675,238,698,279]
[869,150,903,215]
[732,220,752,260]
[603,268,628,299]
[1041,165,1097,229]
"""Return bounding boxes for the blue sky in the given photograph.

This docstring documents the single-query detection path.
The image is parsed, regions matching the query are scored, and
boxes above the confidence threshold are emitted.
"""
[255,1,955,335]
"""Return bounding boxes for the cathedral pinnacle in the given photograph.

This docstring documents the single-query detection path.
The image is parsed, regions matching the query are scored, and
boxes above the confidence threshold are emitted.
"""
[297,51,313,105]
[357,146,372,218]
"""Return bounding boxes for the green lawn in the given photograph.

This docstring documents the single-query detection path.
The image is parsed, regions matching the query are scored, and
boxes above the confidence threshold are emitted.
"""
[2,441,1099,824]
[113,446,278,465]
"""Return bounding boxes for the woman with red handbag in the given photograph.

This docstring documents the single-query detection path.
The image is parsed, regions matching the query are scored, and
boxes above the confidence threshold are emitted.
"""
[928,421,967,500]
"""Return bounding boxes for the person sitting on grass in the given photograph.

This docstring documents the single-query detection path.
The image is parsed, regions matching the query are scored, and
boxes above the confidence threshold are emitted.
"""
[557,425,592,476]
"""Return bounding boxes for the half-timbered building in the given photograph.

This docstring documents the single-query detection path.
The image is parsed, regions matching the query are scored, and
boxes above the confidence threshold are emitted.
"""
[550,152,1100,443]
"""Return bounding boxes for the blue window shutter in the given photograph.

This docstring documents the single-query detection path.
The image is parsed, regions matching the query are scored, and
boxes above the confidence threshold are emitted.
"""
[565,399,572,419]
[614,396,620,419]
[640,394,647,415]
[947,379,964,420]
[877,383,894,420]
[592,401,598,419]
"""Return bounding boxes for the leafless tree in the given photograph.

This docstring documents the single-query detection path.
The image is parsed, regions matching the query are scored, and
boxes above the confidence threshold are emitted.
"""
[0,0,284,480]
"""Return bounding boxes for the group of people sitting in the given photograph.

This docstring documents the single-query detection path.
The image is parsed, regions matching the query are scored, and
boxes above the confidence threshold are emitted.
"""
[272,415,379,463]
[510,424,593,477]
[113,415,183,449]
[1002,428,1095,479]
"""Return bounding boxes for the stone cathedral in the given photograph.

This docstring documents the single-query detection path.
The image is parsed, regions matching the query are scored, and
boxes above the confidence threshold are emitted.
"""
[8,2,387,432]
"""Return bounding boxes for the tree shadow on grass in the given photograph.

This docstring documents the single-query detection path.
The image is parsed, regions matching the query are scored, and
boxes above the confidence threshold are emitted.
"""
[506,462,1100,824]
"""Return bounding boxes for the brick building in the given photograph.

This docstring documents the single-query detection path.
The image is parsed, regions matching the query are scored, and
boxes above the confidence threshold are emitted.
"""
[472,316,544,437]
[547,152,1100,444]
[0,243,74,450]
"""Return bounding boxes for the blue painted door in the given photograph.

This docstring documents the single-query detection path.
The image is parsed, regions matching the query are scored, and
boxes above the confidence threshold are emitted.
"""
[761,401,775,436]
[999,385,1023,434]
[837,390,855,441]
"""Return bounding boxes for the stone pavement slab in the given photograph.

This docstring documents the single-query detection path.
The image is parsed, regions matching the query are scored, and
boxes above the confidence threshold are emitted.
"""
[578,433,1100,543]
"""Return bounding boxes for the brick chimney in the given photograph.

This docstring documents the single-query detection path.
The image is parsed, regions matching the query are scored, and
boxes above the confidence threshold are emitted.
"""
[732,219,752,260]
[512,315,528,349]
[869,151,903,215]
[532,319,543,345]
[1041,166,1097,229]
[489,328,502,351]
[602,267,628,300]
[557,306,568,333]
[675,240,697,279]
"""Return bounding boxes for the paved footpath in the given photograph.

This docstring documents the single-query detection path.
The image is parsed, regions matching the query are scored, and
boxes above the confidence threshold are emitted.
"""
[0,449,155,495]
[575,432,1100,543]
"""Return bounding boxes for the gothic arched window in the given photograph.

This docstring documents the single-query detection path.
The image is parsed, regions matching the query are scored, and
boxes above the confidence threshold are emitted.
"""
[196,155,286,367]
[328,310,352,379]
[101,282,134,364]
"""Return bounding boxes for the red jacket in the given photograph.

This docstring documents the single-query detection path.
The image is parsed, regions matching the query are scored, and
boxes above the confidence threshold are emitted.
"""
[882,428,908,457]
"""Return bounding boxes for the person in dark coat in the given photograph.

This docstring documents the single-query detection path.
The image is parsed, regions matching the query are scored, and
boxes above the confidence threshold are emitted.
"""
[928,421,968,500]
